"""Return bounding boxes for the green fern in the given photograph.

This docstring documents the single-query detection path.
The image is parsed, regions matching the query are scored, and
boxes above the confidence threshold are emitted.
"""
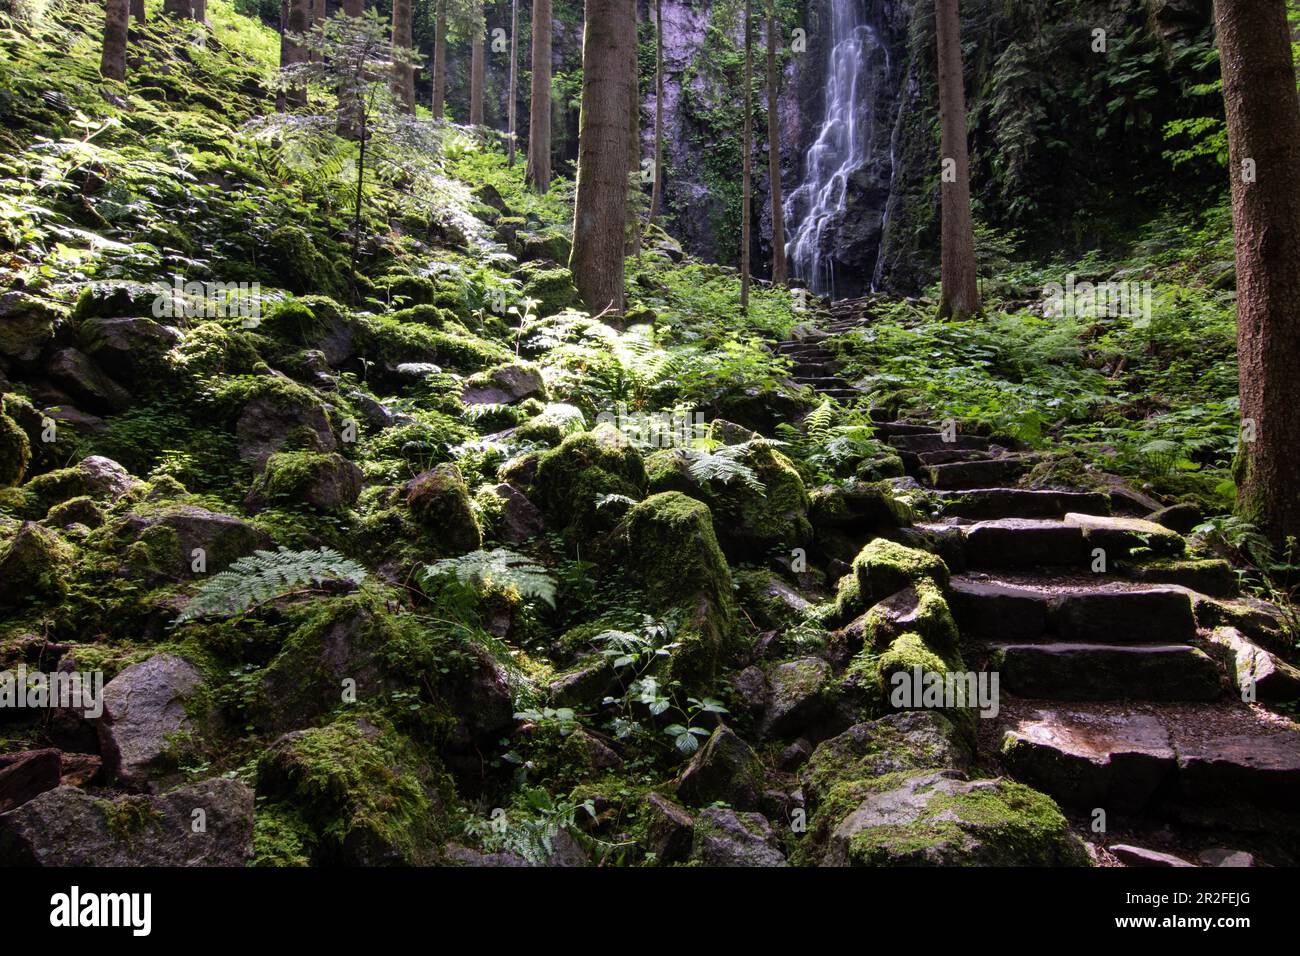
[177,547,367,623]
[423,548,557,607]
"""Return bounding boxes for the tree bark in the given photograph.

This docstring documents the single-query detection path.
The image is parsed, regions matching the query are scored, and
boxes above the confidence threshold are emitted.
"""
[392,0,415,113]
[432,0,448,120]
[507,0,519,165]
[740,0,752,310]
[280,0,310,110]
[191,0,206,21]
[766,0,786,284]
[470,30,485,125]
[935,0,980,319]
[162,0,193,18]
[1215,0,1300,548]
[626,1,641,254]
[569,0,634,315]
[130,0,145,21]
[526,0,552,191]
[344,0,363,15]
[100,0,130,81]
[648,0,664,223]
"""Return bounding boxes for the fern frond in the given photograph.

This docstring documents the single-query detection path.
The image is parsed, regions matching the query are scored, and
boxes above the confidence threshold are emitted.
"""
[423,548,557,607]
[177,547,367,623]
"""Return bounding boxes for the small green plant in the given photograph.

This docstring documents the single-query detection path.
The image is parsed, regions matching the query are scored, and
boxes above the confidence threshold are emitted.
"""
[423,548,557,608]
[177,548,367,622]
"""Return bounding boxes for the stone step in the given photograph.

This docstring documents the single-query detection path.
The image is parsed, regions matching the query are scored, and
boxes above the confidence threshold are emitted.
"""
[938,488,1112,520]
[949,577,1198,643]
[916,449,995,466]
[889,433,991,453]
[872,421,940,437]
[1063,512,1186,559]
[925,457,1031,490]
[989,642,1223,701]
[793,376,852,389]
[957,518,1090,567]
[1000,704,1300,816]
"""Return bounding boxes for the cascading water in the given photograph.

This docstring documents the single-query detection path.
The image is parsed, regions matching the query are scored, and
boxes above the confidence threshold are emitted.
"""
[785,0,889,298]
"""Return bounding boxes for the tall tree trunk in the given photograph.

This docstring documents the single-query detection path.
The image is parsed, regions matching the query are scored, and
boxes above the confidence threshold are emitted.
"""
[392,0,415,113]
[935,0,979,319]
[100,0,130,81]
[471,31,486,125]
[648,0,664,224]
[432,0,448,119]
[507,0,519,165]
[766,0,786,284]
[569,0,634,315]
[1216,0,1300,548]
[130,0,146,21]
[526,0,552,190]
[740,0,752,310]
[344,0,363,15]
[192,0,206,21]
[163,0,193,17]
[626,1,641,254]
[280,0,310,110]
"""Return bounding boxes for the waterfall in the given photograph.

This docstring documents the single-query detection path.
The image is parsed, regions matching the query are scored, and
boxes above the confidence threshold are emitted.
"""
[785,0,888,298]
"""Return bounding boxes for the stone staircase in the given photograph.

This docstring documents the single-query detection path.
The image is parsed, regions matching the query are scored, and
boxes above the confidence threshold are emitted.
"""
[778,306,1300,862]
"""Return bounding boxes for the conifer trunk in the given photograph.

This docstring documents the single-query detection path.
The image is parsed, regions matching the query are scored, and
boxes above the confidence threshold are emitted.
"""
[569,0,635,315]
[1215,0,1300,548]
[471,31,485,125]
[526,0,552,190]
[766,0,786,284]
[432,0,448,119]
[508,0,520,165]
[740,0,753,310]
[648,0,664,224]
[935,0,980,319]
[392,0,415,113]
[100,0,130,81]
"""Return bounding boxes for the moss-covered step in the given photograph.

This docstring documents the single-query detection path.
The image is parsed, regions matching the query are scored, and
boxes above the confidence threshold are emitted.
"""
[989,642,1223,701]
[924,456,1032,490]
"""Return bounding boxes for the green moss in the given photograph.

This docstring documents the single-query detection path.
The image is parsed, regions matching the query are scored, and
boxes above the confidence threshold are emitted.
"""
[872,633,957,695]
[402,463,482,554]
[356,312,511,373]
[0,408,30,487]
[264,225,345,298]
[251,804,317,867]
[245,451,360,513]
[863,581,960,657]
[97,794,164,837]
[616,492,736,690]
[518,262,579,317]
[837,538,950,620]
[533,425,647,540]
[0,521,76,610]
[255,713,452,866]
[171,322,264,380]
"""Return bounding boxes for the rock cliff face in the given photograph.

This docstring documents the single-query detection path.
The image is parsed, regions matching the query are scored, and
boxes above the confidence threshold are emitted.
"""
[646,0,1220,298]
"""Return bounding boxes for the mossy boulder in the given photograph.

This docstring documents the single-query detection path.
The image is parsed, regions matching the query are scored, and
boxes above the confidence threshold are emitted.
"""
[860,582,960,657]
[518,262,579,317]
[0,290,63,361]
[259,296,356,366]
[245,451,363,513]
[0,521,75,611]
[613,492,736,689]
[264,225,345,299]
[461,362,546,406]
[675,724,766,811]
[106,503,273,580]
[256,715,451,866]
[835,538,949,622]
[356,312,511,376]
[233,376,337,468]
[0,406,30,487]
[401,463,482,554]
[645,441,811,559]
[823,769,1089,867]
[533,425,647,539]
[518,230,572,264]
[79,316,182,388]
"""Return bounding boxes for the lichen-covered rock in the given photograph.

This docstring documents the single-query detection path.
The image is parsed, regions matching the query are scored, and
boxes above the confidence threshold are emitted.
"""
[614,492,735,689]
[401,463,482,553]
[256,715,450,866]
[0,521,75,611]
[486,482,544,543]
[690,807,788,866]
[47,347,131,413]
[0,779,253,867]
[6,454,142,519]
[533,424,647,539]
[80,315,181,386]
[1211,626,1300,704]
[859,582,960,656]
[259,296,356,366]
[461,362,546,406]
[734,569,813,630]
[0,290,62,361]
[0,406,31,487]
[245,451,363,513]
[98,653,205,792]
[759,657,834,739]
[518,262,579,317]
[675,724,765,811]
[823,770,1089,867]
[644,792,695,864]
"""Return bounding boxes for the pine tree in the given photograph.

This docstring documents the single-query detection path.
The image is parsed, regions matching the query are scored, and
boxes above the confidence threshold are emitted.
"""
[507,0,520,165]
[526,0,553,190]
[391,0,416,112]
[432,0,449,119]
[100,0,130,81]
[740,0,753,311]
[470,25,485,125]
[279,0,312,111]
[648,0,665,224]
[569,0,635,315]
[935,0,980,319]
[1215,0,1300,548]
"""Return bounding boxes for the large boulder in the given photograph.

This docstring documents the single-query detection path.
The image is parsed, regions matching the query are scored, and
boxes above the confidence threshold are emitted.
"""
[259,296,356,366]
[643,792,694,864]
[614,492,736,689]
[401,463,482,553]
[675,724,765,811]
[757,657,834,739]
[533,425,647,540]
[80,315,181,386]
[256,716,449,866]
[245,451,363,513]
[461,362,546,406]
[98,653,205,791]
[0,521,75,611]
[690,808,788,866]
[109,503,273,580]
[486,482,544,543]
[833,538,949,623]
[234,379,337,468]
[0,778,254,866]
[823,770,1089,867]
[47,348,131,413]
[0,406,30,487]
[0,290,62,362]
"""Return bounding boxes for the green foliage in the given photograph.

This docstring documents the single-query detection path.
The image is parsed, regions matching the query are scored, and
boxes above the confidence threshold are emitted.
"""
[177,547,367,622]
[423,547,557,608]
